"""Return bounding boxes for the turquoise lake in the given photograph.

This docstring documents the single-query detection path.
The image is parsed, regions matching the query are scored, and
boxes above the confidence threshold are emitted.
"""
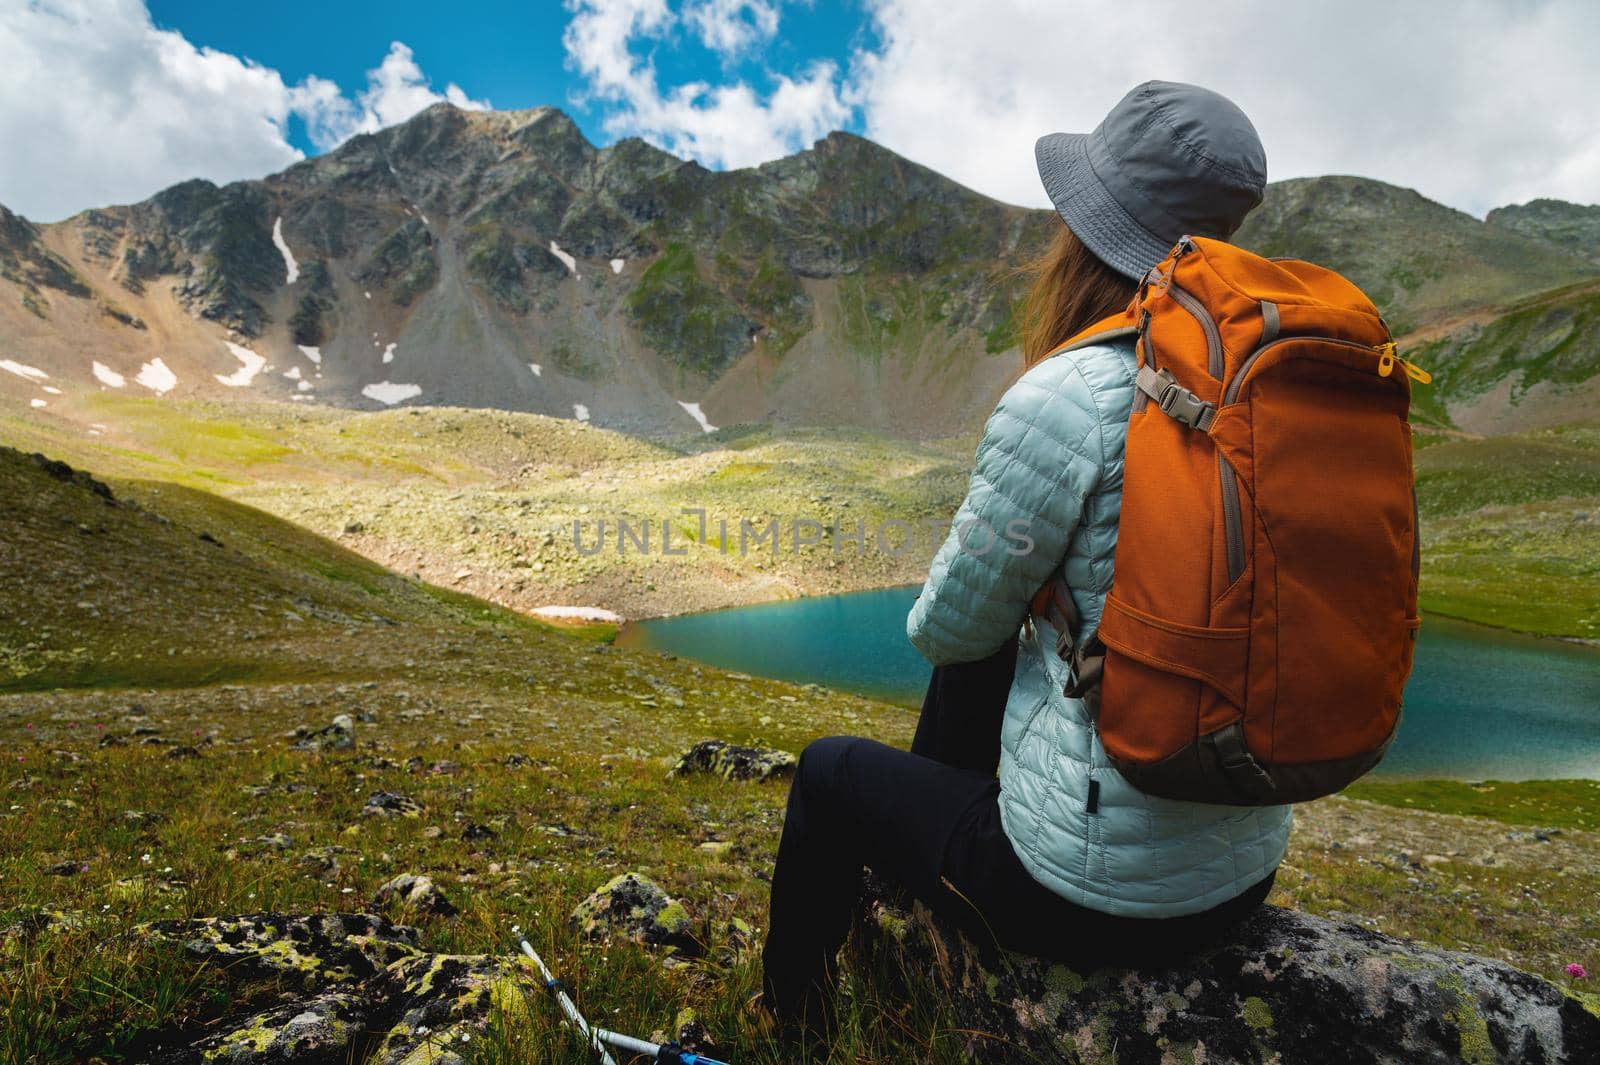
[617,585,1600,780]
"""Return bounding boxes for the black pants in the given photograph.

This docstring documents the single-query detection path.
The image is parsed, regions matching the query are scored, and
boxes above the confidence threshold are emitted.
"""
[761,635,1275,1024]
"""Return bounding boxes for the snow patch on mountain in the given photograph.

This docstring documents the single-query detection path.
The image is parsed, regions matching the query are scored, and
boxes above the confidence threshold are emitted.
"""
[531,605,623,623]
[272,217,299,284]
[363,382,423,405]
[92,362,125,388]
[297,345,322,365]
[610,258,626,274]
[284,366,302,380]
[1,359,48,381]
[549,241,579,278]
[30,398,46,408]
[382,343,396,364]
[215,342,266,387]
[135,358,176,394]
[573,403,590,422]
[529,363,542,377]
[677,400,718,434]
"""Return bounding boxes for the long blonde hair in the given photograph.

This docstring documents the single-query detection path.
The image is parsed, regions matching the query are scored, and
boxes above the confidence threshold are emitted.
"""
[1018,220,1138,368]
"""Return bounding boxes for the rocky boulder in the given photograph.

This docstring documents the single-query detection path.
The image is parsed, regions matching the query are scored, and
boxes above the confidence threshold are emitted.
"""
[570,872,700,961]
[292,713,355,752]
[373,873,458,917]
[141,912,420,989]
[670,739,797,782]
[859,895,1600,1064]
[139,912,529,1065]
[361,791,423,818]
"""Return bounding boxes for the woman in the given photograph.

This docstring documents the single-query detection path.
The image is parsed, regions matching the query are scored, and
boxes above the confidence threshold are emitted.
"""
[760,81,1293,1037]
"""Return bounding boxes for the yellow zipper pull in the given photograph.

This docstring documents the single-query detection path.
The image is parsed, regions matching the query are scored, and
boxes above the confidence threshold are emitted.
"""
[1375,342,1433,385]
[1376,343,1397,377]
[1399,358,1433,385]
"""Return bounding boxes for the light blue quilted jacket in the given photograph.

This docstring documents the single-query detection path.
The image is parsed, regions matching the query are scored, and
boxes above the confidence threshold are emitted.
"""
[907,338,1291,918]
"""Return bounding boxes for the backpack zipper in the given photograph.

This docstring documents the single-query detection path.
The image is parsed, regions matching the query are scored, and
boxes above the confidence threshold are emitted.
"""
[1375,342,1433,384]
[1219,453,1245,584]
[1165,283,1225,378]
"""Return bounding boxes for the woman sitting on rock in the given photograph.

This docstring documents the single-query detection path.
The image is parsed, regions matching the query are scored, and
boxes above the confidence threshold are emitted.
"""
[760,81,1292,1038]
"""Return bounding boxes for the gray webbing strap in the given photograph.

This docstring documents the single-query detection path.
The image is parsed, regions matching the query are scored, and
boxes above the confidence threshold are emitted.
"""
[1136,365,1216,431]
[1037,574,1104,699]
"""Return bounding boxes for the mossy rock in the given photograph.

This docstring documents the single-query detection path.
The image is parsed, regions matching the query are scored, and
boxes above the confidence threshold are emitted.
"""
[569,872,701,961]
[670,739,797,782]
[140,912,525,1065]
[859,893,1600,1064]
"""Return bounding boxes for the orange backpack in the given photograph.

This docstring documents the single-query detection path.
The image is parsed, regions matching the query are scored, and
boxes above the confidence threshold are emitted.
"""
[1034,235,1430,805]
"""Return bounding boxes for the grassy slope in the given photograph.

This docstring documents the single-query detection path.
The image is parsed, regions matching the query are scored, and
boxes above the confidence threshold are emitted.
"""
[1414,280,1600,402]
[1,444,1596,1063]
[0,396,971,622]
[1345,778,1600,832]
[9,391,1598,637]
[1413,425,1600,637]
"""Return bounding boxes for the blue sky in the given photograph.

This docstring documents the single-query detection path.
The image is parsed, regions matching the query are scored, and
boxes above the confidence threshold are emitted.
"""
[146,0,877,160]
[3,1,1599,222]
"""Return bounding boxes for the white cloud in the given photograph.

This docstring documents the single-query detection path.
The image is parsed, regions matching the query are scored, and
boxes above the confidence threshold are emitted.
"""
[0,1,488,221]
[684,0,780,57]
[296,42,490,151]
[563,0,850,169]
[852,0,1600,217]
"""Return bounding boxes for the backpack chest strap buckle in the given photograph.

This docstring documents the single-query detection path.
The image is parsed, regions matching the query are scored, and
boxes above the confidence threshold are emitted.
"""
[1138,365,1216,431]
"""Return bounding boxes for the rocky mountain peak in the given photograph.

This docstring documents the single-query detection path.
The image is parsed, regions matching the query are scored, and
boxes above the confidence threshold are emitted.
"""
[1487,197,1600,266]
[3,109,1598,439]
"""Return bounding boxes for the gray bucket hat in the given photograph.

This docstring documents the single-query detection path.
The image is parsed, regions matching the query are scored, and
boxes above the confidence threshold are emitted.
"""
[1036,81,1267,281]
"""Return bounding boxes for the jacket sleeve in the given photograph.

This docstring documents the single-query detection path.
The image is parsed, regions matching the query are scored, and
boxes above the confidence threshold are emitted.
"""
[907,359,1106,666]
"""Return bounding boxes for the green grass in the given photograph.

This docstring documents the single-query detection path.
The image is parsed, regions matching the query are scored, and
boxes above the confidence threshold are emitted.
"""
[1413,425,1600,637]
[626,243,753,377]
[1,439,1597,1062]
[1411,280,1600,406]
[9,391,1599,638]
[1343,779,1600,832]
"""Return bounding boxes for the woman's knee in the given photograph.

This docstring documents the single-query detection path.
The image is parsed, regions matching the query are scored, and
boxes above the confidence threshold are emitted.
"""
[797,735,858,779]
[794,736,866,803]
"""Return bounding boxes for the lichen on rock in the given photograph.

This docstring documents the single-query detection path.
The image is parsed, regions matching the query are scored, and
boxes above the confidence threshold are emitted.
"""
[855,891,1600,1064]
[138,911,531,1065]
[670,739,797,782]
[141,913,422,990]
[193,990,367,1063]
[570,872,701,961]
[293,712,355,751]
[361,791,423,818]
[373,873,459,918]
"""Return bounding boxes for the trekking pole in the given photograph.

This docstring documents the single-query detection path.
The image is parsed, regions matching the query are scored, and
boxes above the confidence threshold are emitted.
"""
[516,936,732,1065]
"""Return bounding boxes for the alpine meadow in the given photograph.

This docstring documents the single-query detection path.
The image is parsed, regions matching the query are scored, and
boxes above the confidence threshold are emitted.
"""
[3,73,1600,1065]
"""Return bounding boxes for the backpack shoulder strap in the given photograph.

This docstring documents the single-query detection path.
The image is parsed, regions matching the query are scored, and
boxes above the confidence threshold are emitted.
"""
[1045,310,1140,361]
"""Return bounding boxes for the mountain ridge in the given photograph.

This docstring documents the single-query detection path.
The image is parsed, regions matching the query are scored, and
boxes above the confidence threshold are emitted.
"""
[3,102,1597,437]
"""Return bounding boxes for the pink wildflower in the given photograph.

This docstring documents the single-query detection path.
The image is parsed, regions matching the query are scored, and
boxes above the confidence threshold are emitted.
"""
[1568,963,1589,980]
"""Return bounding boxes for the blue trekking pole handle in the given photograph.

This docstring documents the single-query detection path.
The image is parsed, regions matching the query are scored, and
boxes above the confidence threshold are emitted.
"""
[586,1027,733,1065]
